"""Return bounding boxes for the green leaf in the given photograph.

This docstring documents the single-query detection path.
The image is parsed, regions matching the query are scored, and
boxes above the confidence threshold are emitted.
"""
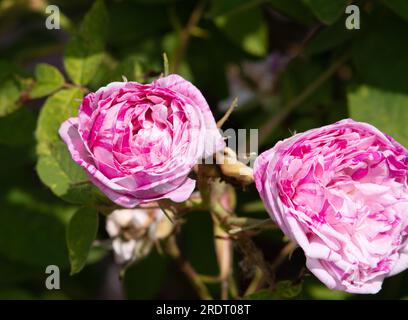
[35,88,83,156]
[305,19,355,55]
[382,0,408,22]
[352,17,408,93]
[35,88,108,204]
[64,38,105,86]
[348,85,408,148]
[30,64,65,99]
[80,0,109,39]
[246,281,302,300]
[36,141,102,204]
[0,108,35,146]
[66,207,99,275]
[208,0,248,18]
[268,0,316,25]
[64,0,109,85]
[0,80,21,117]
[303,0,346,25]
[214,7,267,57]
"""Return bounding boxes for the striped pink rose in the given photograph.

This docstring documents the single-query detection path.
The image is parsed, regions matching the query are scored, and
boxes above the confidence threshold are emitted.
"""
[254,119,408,293]
[59,75,225,208]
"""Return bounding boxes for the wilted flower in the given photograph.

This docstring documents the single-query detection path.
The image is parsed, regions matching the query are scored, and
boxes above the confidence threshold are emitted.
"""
[106,207,173,264]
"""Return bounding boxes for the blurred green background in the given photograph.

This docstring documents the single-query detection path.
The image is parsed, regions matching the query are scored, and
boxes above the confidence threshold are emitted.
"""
[1,0,408,299]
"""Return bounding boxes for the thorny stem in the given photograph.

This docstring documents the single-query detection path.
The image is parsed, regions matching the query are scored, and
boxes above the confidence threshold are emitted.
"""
[164,235,213,300]
[257,240,298,290]
[243,267,263,297]
[235,234,276,290]
[270,241,298,272]
[258,52,350,145]
[171,0,207,73]
[199,167,277,291]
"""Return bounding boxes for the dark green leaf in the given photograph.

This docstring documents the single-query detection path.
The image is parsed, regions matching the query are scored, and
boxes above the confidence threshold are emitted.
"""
[0,108,35,146]
[268,0,316,25]
[214,7,267,57]
[66,207,99,275]
[303,0,346,25]
[305,19,355,55]
[382,0,408,22]
[352,17,408,93]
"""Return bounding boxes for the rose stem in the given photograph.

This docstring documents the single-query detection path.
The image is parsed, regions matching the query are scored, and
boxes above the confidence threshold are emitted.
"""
[200,169,276,291]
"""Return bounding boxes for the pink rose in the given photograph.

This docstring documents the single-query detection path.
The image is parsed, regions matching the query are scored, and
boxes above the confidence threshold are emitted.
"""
[59,75,225,208]
[254,119,408,294]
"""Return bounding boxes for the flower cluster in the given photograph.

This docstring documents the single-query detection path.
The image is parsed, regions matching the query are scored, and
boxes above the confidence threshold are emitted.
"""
[61,75,408,294]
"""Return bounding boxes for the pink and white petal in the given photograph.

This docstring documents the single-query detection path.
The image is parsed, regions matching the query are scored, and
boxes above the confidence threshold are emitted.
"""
[389,248,408,276]
[59,118,93,164]
[155,74,225,155]
[88,175,141,208]
[162,177,196,203]
[306,258,341,290]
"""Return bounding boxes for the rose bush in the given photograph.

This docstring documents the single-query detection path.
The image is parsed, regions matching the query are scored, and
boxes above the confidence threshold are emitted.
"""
[254,119,408,293]
[59,74,225,208]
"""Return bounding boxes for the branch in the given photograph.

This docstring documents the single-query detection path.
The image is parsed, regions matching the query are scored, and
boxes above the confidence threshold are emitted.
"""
[164,236,213,300]
[171,0,207,73]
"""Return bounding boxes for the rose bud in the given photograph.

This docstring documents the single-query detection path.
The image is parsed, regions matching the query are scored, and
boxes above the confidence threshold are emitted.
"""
[59,75,225,208]
[254,119,408,294]
[106,207,173,264]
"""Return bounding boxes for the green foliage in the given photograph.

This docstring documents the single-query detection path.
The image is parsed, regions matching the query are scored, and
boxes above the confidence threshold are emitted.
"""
[351,16,408,93]
[305,19,355,55]
[36,141,101,204]
[382,0,408,22]
[64,0,109,85]
[2,0,408,300]
[30,64,65,99]
[35,88,83,156]
[124,251,168,299]
[66,207,99,275]
[213,5,267,57]
[303,0,346,25]
[0,189,73,267]
[246,281,302,299]
[348,85,408,147]
[0,108,35,146]
[0,79,21,117]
